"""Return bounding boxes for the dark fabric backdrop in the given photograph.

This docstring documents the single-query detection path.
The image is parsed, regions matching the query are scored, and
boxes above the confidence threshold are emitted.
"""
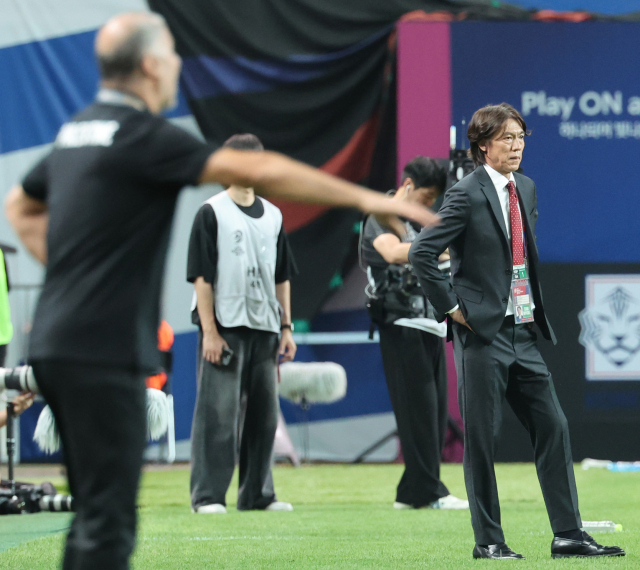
[149,0,635,320]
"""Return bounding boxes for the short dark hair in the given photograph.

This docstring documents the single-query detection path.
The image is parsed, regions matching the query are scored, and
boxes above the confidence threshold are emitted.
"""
[97,15,167,80]
[401,156,446,194]
[467,103,529,166]
[222,133,264,151]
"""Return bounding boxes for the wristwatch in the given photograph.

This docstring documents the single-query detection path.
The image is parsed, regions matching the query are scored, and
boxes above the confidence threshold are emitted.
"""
[281,323,294,332]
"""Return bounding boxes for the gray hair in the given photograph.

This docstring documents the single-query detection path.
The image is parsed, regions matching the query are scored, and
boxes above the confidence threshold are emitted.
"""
[97,13,168,80]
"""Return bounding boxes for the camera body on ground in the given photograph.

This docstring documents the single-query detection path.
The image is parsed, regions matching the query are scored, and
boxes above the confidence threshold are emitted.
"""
[0,482,73,515]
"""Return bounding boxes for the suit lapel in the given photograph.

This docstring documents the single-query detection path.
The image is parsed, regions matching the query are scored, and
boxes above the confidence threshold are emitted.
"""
[476,166,509,243]
[514,172,532,214]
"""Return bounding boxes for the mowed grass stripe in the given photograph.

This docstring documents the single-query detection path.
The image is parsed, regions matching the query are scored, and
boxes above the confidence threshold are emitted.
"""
[0,463,637,568]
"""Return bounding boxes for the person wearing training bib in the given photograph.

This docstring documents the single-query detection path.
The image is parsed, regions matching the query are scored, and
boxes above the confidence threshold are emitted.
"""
[409,104,624,560]
[0,248,13,367]
[187,134,297,514]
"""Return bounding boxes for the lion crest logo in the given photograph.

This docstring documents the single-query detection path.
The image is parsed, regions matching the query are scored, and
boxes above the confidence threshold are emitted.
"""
[579,277,640,380]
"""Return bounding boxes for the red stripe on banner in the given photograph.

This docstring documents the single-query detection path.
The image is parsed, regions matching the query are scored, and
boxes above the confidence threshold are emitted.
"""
[533,10,592,22]
[274,203,328,234]
[397,21,451,180]
[397,24,462,462]
[274,113,380,233]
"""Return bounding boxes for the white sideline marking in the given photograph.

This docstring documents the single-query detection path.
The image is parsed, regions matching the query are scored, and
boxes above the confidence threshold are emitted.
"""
[142,536,305,541]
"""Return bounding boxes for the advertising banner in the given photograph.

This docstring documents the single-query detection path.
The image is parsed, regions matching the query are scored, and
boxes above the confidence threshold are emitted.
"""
[579,274,640,381]
[398,21,640,460]
[450,22,640,265]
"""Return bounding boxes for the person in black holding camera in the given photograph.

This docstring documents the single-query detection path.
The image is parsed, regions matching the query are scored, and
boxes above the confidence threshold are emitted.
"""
[187,134,297,514]
[361,157,468,510]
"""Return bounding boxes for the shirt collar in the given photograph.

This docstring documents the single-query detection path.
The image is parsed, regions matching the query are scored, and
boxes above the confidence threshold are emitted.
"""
[483,164,515,192]
[96,88,147,112]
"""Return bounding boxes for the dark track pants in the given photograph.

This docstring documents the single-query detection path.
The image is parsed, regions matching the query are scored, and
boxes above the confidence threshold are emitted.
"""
[378,324,449,507]
[190,327,279,510]
[453,318,581,545]
[31,360,147,570]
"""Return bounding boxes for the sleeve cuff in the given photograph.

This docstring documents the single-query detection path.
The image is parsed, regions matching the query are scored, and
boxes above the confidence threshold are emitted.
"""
[446,304,459,314]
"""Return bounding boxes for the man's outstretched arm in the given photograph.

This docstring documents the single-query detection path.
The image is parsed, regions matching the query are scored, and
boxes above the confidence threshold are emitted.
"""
[199,148,439,228]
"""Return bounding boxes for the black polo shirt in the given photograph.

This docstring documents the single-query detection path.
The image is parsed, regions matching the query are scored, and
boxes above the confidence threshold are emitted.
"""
[22,101,213,372]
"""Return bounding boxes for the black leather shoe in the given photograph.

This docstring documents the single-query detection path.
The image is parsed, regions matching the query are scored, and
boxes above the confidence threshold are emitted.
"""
[473,543,525,559]
[551,532,625,558]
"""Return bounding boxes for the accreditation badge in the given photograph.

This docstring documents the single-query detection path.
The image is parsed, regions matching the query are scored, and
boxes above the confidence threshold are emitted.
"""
[511,277,534,324]
[512,264,528,280]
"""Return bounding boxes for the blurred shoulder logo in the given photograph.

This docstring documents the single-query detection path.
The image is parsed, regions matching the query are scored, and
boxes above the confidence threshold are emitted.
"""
[579,275,640,380]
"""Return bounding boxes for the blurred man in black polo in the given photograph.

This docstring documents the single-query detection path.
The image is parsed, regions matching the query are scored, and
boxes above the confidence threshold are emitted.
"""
[5,12,437,570]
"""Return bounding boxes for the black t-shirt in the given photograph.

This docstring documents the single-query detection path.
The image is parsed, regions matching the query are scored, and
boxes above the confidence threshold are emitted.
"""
[22,101,213,371]
[186,196,297,326]
[361,194,420,288]
[361,215,395,287]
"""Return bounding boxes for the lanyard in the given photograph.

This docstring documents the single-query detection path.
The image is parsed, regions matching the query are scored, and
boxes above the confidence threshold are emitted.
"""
[511,207,534,323]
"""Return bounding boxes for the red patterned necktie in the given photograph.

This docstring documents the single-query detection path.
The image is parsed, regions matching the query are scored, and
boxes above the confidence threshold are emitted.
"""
[507,181,525,265]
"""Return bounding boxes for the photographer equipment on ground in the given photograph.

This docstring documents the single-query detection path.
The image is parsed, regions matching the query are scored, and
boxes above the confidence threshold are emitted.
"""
[0,369,68,515]
[0,363,169,516]
[0,479,71,516]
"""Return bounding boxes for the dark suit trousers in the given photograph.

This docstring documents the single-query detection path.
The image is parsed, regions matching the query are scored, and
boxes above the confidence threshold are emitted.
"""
[453,318,581,545]
[190,327,279,511]
[31,360,147,570]
[379,324,449,506]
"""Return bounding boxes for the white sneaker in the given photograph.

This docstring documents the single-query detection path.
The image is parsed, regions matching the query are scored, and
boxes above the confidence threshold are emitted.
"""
[429,495,469,510]
[193,503,227,514]
[265,501,293,512]
[393,501,414,510]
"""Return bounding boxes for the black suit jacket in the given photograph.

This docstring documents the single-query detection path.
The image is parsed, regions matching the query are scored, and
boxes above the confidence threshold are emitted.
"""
[409,165,556,346]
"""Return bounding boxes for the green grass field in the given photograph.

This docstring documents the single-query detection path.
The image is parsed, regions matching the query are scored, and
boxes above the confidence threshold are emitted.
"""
[0,463,637,568]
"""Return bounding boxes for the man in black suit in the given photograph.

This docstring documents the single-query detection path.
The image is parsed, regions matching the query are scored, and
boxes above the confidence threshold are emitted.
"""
[409,103,624,560]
